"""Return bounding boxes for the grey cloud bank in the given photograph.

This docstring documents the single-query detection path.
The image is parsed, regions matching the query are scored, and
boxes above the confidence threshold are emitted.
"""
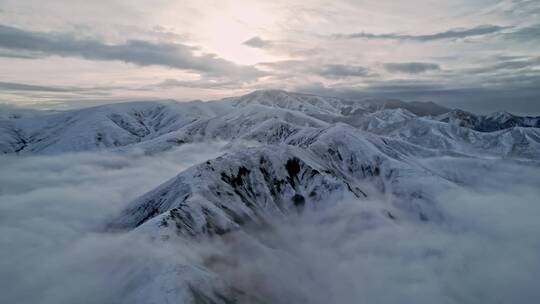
[0,81,71,92]
[384,62,441,74]
[0,24,262,80]
[317,64,373,78]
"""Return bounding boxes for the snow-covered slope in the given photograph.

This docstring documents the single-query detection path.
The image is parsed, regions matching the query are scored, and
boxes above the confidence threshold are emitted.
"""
[437,109,540,132]
[3,90,537,155]
[114,124,450,237]
[222,90,350,116]
[103,91,539,241]
[362,116,540,158]
[0,100,232,154]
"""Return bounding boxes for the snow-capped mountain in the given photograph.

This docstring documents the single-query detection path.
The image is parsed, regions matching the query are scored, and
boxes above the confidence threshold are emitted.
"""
[3,91,539,236]
[223,89,350,116]
[76,89,537,237]
[3,90,537,157]
[2,89,540,303]
[0,100,231,154]
[113,124,451,237]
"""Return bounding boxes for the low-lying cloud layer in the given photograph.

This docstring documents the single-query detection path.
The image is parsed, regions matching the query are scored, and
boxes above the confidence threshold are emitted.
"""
[0,143,228,303]
[1,145,539,303]
[196,157,540,303]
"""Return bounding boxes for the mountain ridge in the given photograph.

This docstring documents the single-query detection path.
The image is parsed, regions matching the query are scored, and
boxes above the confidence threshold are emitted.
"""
[2,90,538,155]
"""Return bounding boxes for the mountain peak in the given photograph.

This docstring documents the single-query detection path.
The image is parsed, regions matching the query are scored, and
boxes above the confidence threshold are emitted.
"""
[227,89,348,116]
[487,111,514,121]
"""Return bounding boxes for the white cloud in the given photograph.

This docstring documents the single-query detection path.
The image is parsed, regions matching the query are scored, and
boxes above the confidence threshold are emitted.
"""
[197,158,540,303]
[0,143,228,303]
[1,148,539,303]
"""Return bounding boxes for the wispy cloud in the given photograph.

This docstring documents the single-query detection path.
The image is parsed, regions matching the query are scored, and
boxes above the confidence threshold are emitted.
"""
[259,60,375,80]
[0,24,263,80]
[465,57,540,74]
[335,24,508,41]
[384,62,441,74]
[507,23,540,42]
[316,64,373,78]
[152,78,239,90]
[0,81,71,92]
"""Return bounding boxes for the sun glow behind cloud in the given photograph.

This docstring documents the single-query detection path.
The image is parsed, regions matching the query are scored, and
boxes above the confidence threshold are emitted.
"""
[181,1,280,65]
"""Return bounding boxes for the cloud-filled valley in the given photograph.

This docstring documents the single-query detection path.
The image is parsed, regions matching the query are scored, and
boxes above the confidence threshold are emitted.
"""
[0,143,228,303]
[1,144,539,303]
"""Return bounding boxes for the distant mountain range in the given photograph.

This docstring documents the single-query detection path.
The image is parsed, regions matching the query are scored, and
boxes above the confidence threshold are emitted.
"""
[1,90,538,155]
[437,108,540,132]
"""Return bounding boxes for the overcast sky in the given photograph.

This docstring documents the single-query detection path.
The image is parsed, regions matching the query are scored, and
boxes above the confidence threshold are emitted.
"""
[0,0,539,114]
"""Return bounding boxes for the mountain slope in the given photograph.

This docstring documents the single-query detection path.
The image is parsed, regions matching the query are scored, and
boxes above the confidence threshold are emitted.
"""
[114,124,452,237]
[0,100,232,154]
[364,116,540,158]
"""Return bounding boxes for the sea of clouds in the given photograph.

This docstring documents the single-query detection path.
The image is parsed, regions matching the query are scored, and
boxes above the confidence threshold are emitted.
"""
[1,146,539,304]
[0,143,228,303]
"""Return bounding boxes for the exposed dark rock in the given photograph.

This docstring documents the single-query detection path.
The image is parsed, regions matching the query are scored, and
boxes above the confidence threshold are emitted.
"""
[292,194,306,213]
